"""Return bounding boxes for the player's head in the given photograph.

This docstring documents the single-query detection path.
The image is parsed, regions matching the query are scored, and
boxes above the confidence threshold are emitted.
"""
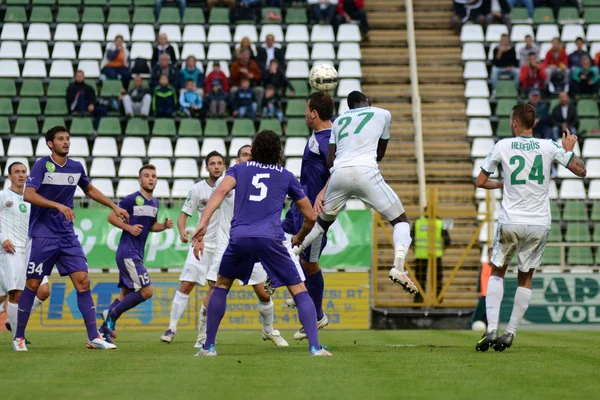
[138,164,157,193]
[205,151,225,180]
[305,91,334,129]
[252,130,282,165]
[347,91,371,109]
[45,125,70,157]
[510,103,536,135]
[236,145,252,164]
[7,162,27,189]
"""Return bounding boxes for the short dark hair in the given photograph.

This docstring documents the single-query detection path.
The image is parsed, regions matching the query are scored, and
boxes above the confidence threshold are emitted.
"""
[307,91,334,121]
[237,144,251,158]
[500,33,508,39]
[45,126,69,144]
[205,151,224,166]
[186,79,195,84]
[240,76,250,83]
[115,34,124,41]
[528,51,537,58]
[252,130,282,166]
[511,103,536,130]
[576,37,584,42]
[8,162,25,175]
[347,90,370,109]
[139,164,156,178]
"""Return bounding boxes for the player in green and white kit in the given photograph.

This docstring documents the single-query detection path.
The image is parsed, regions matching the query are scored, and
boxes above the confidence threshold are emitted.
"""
[475,104,587,352]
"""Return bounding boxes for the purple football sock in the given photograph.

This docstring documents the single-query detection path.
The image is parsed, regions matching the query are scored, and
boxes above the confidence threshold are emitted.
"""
[203,287,228,350]
[306,270,325,320]
[15,287,36,339]
[77,290,98,341]
[294,291,320,350]
[110,292,145,321]
[108,298,120,312]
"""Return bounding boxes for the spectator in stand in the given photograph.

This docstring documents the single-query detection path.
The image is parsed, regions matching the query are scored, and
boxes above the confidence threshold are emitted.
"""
[180,55,205,97]
[232,77,257,119]
[528,89,551,139]
[520,52,547,95]
[151,33,177,67]
[234,37,256,61]
[571,55,600,97]
[151,54,180,90]
[206,82,229,117]
[506,0,533,22]
[452,0,487,34]
[230,49,264,105]
[544,37,569,93]
[256,34,286,73]
[568,37,591,69]
[551,91,578,140]
[262,59,295,97]
[519,34,539,67]
[491,34,519,93]
[309,0,337,24]
[204,62,230,94]
[100,35,131,89]
[179,79,203,118]
[207,0,235,9]
[122,75,152,118]
[485,0,511,27]
[336,0,369,40]
[261,84,283,122]
[66,70,108,132]
[153,74,177,117]
[155,0,186,21]
[230,0,261,24]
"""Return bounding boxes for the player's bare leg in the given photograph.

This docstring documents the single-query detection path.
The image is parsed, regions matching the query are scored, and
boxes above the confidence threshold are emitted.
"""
[476,264,506,352]
[253,282,288,347]
[102,284,153,344]
[387,213,419,295]
[162,280,196,343]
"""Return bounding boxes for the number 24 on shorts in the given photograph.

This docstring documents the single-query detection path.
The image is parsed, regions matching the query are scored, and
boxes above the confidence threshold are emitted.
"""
[27,262,43,275]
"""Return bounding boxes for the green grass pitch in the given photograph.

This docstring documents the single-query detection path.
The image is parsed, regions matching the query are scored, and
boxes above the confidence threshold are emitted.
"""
[2,330,599,399]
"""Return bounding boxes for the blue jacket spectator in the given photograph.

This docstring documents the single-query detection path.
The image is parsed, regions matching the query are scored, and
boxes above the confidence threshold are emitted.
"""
[180,56,205,96]
[232,78,257,119]
[179,80,202,117]
[568,37,591,69]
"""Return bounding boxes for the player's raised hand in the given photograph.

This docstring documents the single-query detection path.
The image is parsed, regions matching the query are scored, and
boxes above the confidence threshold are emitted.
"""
[113,206,130,223]
[179,229,191,243]
[193,239,204,260]
[2,239,15,254]
[163,218,174,230]
[58,204,76,221]
[128,224,144,236]
[561,129,578,152]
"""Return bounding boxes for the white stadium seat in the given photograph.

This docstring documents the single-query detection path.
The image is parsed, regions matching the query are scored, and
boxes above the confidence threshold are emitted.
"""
[0,60,20,77]
[557,164,576,178]
[464,80,490,98]
[466,99,491,117]
[27,23,51,41]
[173,159,199,178]
[487,43,497,60]
[172,179,195,198]
[311,25,335,42]
[467,118,493,137]
[0,41,23,59]
[35,139,51,157]
[130,42,153,60]
[588,179,600,199]
[549,180,558,199]
[148,137,173,157]
[284,138,307,157]
[337,42,361,60]
[155,181,170,198]
[471,138,495,158]
[132,25,156,43]
[207,43,232,61]
[337,79,361,97]
[234,25,258,43]
[81,24,105,41]
[92,137,118,157]
[461,42,486,61]
[582,138,600,157]
[286,61,309,78]
[285,158,302,177]
[285,43,309,60]
[587,24,600,42]
[472,158,499,178]
[159,25,182,43]
[77,61,100,78]
[90,158,116,178]
[585,159,600,178]
[174,138,200,157]
[206,61,230,77]
[201,138,226,157]
[91,179,114,198]
[463,61,488,79]
[337,24,361,42]
[0,141,5,157]
[49,60,74,78]
[106,24,131,42]
[181,44,206,61]
[121,137,146,157]
[182,25,206,43]
[538,42,552,60]
[79,42,103,60]
[460,24,484,42]
[485,24,509,42]
[229,138,252,157]
[69,137,90,157]
[536,25,559,42]
[285,25,309,43]
[1,23,25,41]
[207,25,232,43]
[510,25,535,42]
[53,42,77,60]
[338,60,362,78]
[148,158,173,178]
[559,179,586,199]
[565,42,587,55]
[116,179,139,198]
[311,43,335,61]
[22,60,47,78]
[259,25,284,43]
[118,158,144,178]
[7,138,33,157]
[338,98,349,114]
[561,24,585,42]
[54,24,78,41]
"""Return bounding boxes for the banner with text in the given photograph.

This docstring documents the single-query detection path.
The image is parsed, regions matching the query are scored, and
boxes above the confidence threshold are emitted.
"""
[72,208,372,269]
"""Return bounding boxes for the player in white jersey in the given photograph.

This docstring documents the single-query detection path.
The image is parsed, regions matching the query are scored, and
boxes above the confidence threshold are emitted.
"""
[0,162,50,335]
[293,91,419,294]
[475,104,587,352]
[161,148,287,347]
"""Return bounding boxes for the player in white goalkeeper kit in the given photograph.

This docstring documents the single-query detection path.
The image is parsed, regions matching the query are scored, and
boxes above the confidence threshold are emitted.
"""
[293,91,419,295]
[475,104,587,352]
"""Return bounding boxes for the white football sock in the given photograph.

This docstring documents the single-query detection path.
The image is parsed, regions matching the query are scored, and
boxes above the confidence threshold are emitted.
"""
[168,291,189,332]
[0,300,5,314]
[198,304,207,335]
[300,223,325,249]
[30,297,44,314]
[7,301,18,335]
[506,287,532,336]
[485,276,504,332]
[392,222,412,271]
[258,300,274,334]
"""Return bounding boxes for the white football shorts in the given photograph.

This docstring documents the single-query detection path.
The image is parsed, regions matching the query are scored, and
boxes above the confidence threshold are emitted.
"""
[178,246,217,286]
[0,250,27,292]
[490,224,550,272]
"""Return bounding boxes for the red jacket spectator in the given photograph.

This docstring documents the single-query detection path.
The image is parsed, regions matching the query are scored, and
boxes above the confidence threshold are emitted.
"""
[520,64,547,89]
[337,0,364,15]
[543,46,569,69]
[204,68,230,94]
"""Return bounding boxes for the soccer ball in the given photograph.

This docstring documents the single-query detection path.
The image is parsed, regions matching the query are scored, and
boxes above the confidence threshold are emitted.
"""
[471,320,487,332]
[309,64,339,92]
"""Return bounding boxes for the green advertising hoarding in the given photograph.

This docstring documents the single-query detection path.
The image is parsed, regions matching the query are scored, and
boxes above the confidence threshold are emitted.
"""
[72,208,372,269]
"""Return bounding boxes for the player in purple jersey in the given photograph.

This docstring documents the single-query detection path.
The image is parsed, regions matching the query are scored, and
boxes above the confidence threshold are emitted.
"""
[99,164,173,343]
[13,126,130,351]
[280,92,334,340]
[191,130,331,356]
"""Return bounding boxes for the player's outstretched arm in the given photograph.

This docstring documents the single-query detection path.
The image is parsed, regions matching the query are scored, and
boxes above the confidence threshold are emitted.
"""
[192,176,236,241]
[293,197,318,244]
[475,170,504,190]
[24,186,76,221]
[83,183,130,223]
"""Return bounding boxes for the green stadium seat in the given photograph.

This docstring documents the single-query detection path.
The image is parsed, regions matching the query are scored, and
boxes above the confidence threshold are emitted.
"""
[82,7,106,23]
[204,119,228,137]
[100,80,124,97]
[70,118,95,135]
[288,80,309,97]
[232,119,255,137]
[20,80,44,97]
[565,222,591,242]
[209,8,230,24]
[262,7,283,24]
[592,203,600,221]
[183,8,206,24]
[133,8,154,24]
[495,81,518,98]
[568,247,594,265]
[30,7,54,23]
[5,7,27,23]
[128,79,150,91]
[97,118,122,136]
[42,117,66,133]
[110,0,132,5]
[14,118,39,135]
[44,99,68,116]
[0,80,17,97]
[496,119,512,137]
[259,119,282,135]
[58,0,81,5]
[548,222,562,242]
[32,0,56,5]
[551,201,560,221]
[286,118,309,137]
[578,119,599,137]
[153,119,176,136]
[85,0,111,5]
[563,202,588,221]
[286,99,306,117]
[577,99,599,117]
[585,8,600,23]
[0,117,10,135]
[17,99,41,116]
[584,0,600,5]
[109,7,131,24]
[126,119,150,136]
[594,223,600,241]
[56,7,80,23]
[133,0,154,5]
[285,8,308,24]
[158,8,181,24]
[6,0,29,4]
[179,119,202,136]
[549,98,559,111]
[509,7,529,23]
[495,99,517,117]
[541,247,561,265]
[533,7,555,24]
[558,7,580,24]
[0,99,13,115]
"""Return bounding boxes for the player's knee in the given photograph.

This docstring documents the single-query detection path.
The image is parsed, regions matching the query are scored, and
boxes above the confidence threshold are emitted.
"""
[179,281,195,295]
[74,278,91,292]
[491,265,507,278]
[254,286,270,302]
[8,290,20,303]
[389,213,409,226]
[517,270,534,288]
[25,278,42,292]
[140,285,154,300]
[301,259,320,275]
[37,284,50,301]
